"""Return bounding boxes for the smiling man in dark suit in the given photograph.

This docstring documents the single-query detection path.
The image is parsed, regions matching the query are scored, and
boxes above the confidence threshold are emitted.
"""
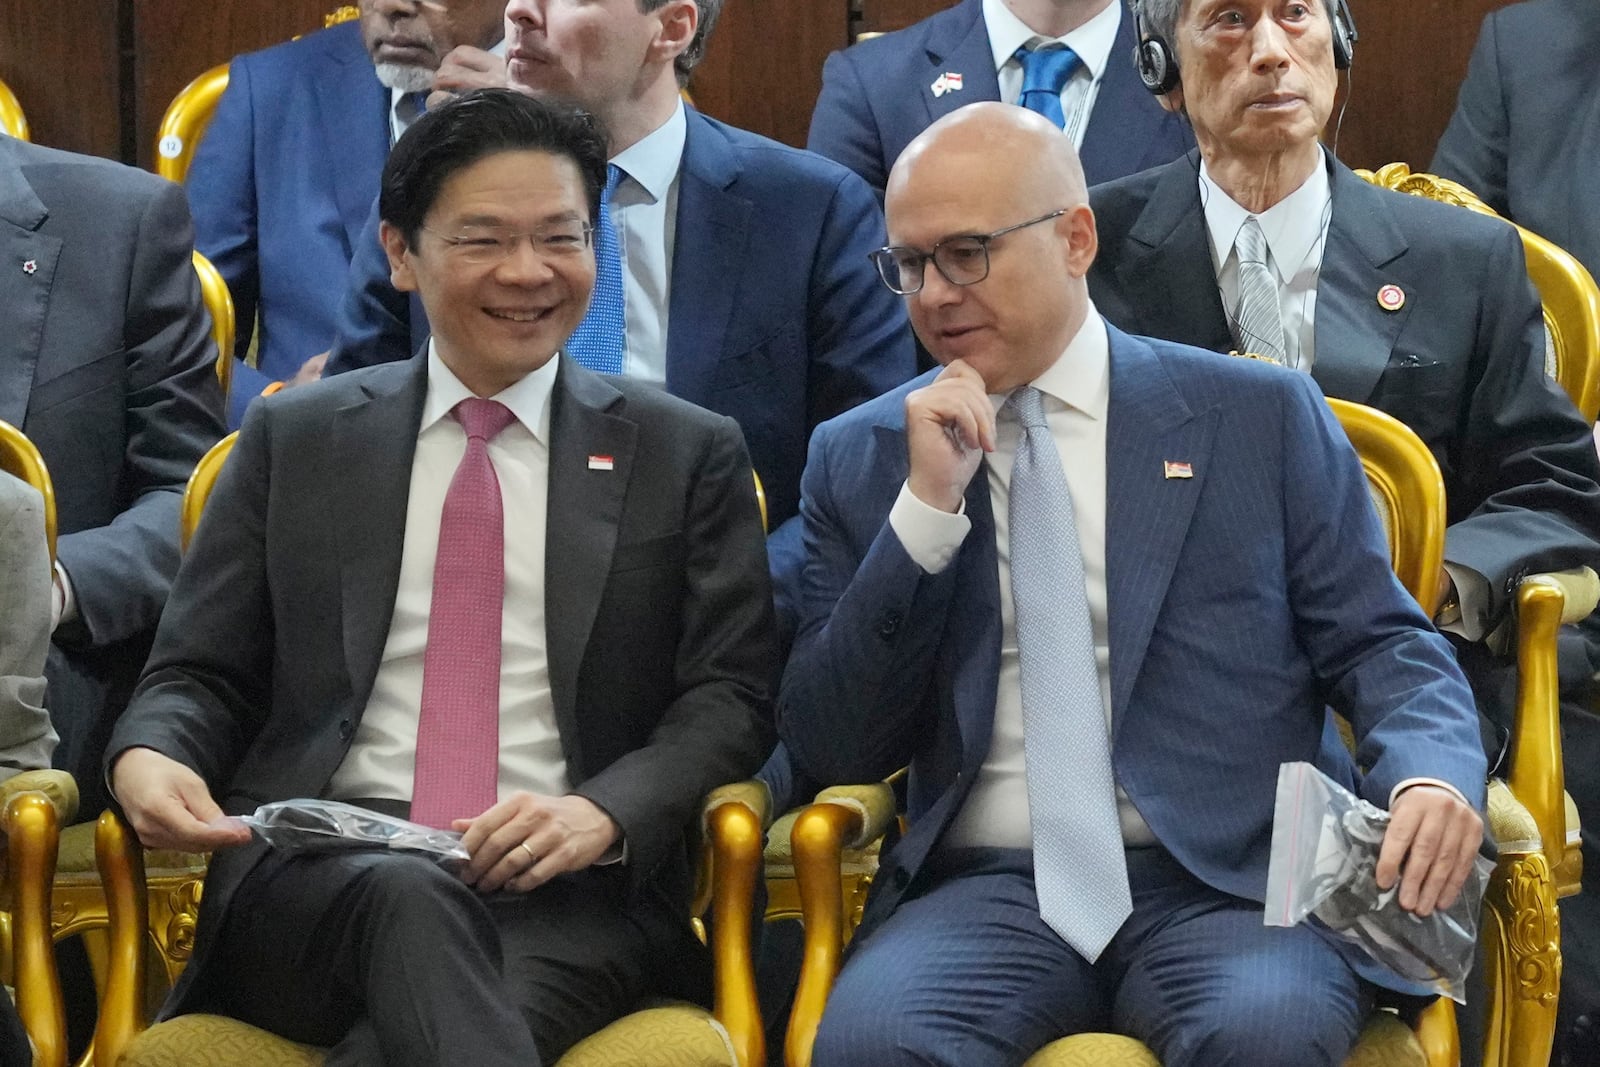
[108,91,775,1065]
[807,0,1194,199]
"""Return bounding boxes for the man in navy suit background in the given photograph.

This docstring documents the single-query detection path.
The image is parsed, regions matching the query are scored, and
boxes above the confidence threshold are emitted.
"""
[781,102,1486,1066]
[187,0,505,425]
[323,0,917,634]
[806,0,1193,199]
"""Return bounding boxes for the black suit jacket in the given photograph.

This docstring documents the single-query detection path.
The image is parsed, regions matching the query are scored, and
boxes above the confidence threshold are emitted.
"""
[1431,0,1600,283]
[1089,151,1600,631]
[109,355,776,1012]
[0,137,225,815]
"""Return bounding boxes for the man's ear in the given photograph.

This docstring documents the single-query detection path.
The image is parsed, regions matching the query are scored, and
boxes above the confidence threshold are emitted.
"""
[1157,82,1184,114]
[379,220,419,293]
[649,0,698,70]
[1061,204,1099,279]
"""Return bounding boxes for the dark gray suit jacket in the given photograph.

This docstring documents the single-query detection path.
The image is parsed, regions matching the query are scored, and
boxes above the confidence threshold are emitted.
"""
[1431,0,1600,284]
[108,354,777,1013]
[0,136,225,814]
[1088,152,1600,636]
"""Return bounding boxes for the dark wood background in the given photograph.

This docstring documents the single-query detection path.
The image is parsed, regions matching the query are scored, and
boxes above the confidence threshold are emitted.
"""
[0,0,1507,177]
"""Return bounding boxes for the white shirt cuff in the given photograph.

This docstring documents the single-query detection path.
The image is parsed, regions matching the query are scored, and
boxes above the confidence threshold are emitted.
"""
[53,560,78,631]
[1439,561,1490,641]
[888,481,971,575]
[1390,777,1472,810]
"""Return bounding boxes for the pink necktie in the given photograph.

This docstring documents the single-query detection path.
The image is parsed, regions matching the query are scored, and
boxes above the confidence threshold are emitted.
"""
[410,397,519,829]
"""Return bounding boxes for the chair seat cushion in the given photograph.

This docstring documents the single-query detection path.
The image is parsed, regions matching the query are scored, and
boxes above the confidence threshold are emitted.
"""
[116,1005,735,1067]
[1020,1010,1423,1067]
[121,1014,324,1066]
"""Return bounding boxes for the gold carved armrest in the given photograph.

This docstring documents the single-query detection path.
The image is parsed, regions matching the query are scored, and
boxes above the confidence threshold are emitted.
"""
[699,780,770,1067]
[0,770,77,827]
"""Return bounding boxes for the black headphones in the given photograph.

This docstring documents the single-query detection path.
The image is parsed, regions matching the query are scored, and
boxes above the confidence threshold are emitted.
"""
[1133,0,1358,96]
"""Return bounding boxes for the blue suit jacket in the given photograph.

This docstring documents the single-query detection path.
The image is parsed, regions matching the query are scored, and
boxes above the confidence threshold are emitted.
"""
[187,21,390,426]
[323,108,918,612]
[805,0,1194,198]
[778,324,1486,987]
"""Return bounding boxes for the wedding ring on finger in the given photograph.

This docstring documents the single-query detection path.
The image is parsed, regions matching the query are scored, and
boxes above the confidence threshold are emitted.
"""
[518,842,536,864]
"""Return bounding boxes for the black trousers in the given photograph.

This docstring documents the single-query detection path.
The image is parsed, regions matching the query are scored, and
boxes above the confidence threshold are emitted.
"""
[202,849,659,1066]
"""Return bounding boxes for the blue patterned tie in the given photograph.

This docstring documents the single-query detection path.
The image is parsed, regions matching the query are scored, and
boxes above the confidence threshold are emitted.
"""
[1014,45,1081,130]
[564,163,626,375]
[1006,386,1132,962]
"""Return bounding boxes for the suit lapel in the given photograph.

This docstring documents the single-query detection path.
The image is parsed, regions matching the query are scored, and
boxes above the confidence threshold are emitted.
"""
[334,356,427,710]
[1103,329,1217,733]
[665,111,749,406]
[544,359,637,778]
[1116,155,1236,354]
[311,29,392,252]
[1310,162,1413,405]
[0,141,61,428]
[921,0,1003,121]
[1079,9,1160,183]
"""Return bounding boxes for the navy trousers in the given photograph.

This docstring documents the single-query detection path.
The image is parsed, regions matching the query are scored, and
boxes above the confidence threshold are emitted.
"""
[814,846,1373,1067]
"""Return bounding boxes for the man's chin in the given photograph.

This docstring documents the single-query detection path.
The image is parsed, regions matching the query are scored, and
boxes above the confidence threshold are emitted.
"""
[373,62,435,93]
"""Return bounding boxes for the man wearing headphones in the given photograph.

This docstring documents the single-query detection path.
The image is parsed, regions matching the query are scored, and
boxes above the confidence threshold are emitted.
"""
[1089,0,1600,758]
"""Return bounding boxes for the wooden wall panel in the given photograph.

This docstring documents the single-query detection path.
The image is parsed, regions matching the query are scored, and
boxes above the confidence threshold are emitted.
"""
[859,0,945,36]
[0,0,122,158]
[130,0,343,169]
[689,0,850,148]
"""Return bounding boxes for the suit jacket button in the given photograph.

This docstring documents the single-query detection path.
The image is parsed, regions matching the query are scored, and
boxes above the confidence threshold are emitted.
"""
[878,611,902,639]
[338,718,353,741]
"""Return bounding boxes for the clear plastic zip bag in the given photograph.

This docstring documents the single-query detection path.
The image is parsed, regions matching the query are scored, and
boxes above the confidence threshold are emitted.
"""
[220,798,470,863]
[1263,761,1491,1003]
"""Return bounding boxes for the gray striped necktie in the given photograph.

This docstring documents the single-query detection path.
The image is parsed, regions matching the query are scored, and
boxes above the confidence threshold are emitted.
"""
[1006,385,1132,962]
[1232,216,1289,366]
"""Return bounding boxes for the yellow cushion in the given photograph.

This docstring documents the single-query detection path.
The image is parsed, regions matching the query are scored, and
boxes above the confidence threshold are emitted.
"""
[120,1015,324,1066]
[1021,1010,1423,1067]
[54,821,206,876]
[557,1005,736,1066]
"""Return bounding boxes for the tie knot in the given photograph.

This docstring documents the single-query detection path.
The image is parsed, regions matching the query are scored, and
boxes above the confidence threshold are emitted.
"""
[1005,385,1049,430]
[603,163,626,199]
[1236,216,1270,267]
[453,397,517,442]
[1015,45,1081,94]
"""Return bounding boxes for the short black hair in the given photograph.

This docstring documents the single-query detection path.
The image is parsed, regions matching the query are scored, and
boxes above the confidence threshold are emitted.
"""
[379,88,610,246]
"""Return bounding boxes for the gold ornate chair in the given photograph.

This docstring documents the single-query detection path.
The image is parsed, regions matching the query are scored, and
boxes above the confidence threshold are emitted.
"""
[783,398,1597,1067]
[155,7,361,186]
[0,76,29,142]
[0,419,80,1067]
[191,252,235,395]
[1355,163,1600,424]
[92,782,771,1067]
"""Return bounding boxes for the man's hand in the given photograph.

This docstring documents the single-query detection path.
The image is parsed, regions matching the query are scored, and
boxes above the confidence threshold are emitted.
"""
[1375,784,1484,916]
[453,792,620,894]
[426,45,509,109]
[110,747,252,852]
[285,352,327,388]
[905,359,995,513]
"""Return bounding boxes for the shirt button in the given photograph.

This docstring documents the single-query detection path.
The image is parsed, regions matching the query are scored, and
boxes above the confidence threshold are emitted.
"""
[338,718,354,741]
[878,611,902,639]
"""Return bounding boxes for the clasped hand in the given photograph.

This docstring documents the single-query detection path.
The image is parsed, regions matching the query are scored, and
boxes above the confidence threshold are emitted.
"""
[454,791,620,894]
[905,359,995,513]
[1375,783,1485,917]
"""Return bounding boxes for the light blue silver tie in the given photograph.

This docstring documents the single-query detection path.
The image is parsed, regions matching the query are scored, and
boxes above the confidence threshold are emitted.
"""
[1232,216,1289,367]
[1006,385,1132,962]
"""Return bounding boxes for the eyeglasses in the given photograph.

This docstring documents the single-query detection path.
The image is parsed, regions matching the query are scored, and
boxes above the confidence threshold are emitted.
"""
[869,209,1070,295]
[421,220,594,265]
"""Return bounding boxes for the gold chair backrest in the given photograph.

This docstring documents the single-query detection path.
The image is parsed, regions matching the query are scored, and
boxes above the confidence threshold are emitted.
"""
[191,250,235,394]
[753,470,767,535]
[1355,163,1600,423]
[0,419,56,565]
[154,62,231,185]
[180,432,238,552]
[0,76,30,141]
[1325,397,1446,611]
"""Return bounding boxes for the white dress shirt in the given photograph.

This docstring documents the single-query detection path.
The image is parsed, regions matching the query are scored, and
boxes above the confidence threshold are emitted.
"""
[984,0,1122,150]
[1198,151,1491,637]
[890,308,1157,849]
[327,344,571,804]
[608,100,687,387]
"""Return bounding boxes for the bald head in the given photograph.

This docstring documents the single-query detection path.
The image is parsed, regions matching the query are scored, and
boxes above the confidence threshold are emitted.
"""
[880,102,1100,393]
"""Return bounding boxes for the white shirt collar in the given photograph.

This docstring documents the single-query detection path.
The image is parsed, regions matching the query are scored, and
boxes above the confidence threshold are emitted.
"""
[1198,149,1332,283]
[992,305,1110,421]
[609,98,688,206]
[422,339,558,445]
[982,0,1122,82]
